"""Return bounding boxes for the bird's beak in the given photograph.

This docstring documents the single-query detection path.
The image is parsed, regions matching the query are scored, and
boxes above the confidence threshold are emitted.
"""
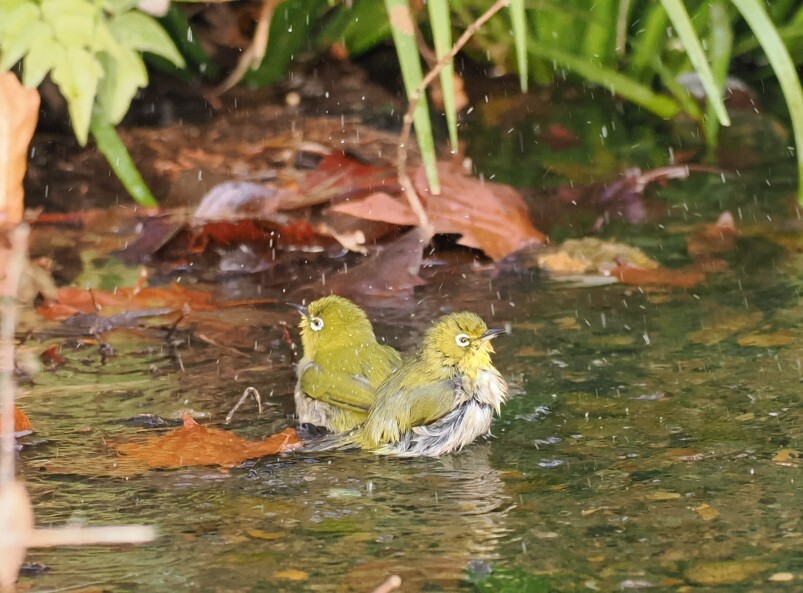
[481,328,506,341]
[287,302,309,318]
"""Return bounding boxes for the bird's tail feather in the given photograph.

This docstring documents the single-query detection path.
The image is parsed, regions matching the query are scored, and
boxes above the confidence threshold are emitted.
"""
[299,429,359,452]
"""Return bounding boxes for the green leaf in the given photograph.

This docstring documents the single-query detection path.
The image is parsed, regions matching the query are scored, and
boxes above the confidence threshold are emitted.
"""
[90,113,158,207]
[41,0,98,47]
[21,24,60,87]
[244,0,328,87]
[0,3,41,70]
[731,0,803,203]
[320,0,391,56]
[102,0,138,14]
[510,0,528,91]
[659,0,730,126]
[703,1,732,151]
[385,0,440,194]
[528,39,682,119]
[96,42,148,124]
[427,0,458,152]
[109,10,184,67]
[50,46,103,145]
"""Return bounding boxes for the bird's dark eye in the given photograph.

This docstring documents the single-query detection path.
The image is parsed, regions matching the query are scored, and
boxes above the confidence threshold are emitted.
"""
[455,333,470,347]
[310,317,324,331]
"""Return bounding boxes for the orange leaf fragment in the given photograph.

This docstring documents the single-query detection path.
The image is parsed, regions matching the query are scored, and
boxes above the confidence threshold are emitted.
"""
[14,407,32,433]
[687,211,738,257]
[1,407,33,434]
[114,414,300,469]
[612,264,706,288]
[693,503,720,521]
[37,283,276,321]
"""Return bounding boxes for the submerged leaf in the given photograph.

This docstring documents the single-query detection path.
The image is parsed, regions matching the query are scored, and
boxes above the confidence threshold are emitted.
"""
[114,414,300,468]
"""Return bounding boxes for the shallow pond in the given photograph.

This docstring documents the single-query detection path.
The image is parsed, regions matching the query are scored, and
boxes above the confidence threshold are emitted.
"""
[14,99,803,592]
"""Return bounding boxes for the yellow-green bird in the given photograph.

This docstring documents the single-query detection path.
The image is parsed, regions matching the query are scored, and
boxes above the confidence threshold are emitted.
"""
[307,311,508,457]
[290,295,401,432]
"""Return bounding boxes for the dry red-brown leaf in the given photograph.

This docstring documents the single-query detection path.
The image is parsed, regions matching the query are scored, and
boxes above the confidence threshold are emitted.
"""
[302,151,396,201]
[39,345,64,366]
[612,264,706,288]
[543,124,581,150]
[324,226,431,299]
[0,73,40,224]
[331,162,545,260]
[37,284,276,320]
[687,211,738,257]
[114,414,300,468]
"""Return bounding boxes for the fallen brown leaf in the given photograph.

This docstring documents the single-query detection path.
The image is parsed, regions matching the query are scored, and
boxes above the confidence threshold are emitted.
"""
[737,331,794,348]
[693,503,720,521]
[685,560,770,585]
[612,264,706,288]
[114,414,300,468]
[324,226,431,299]
[331,162,545,260]
[37,284,276,321]
[687,211,738,257]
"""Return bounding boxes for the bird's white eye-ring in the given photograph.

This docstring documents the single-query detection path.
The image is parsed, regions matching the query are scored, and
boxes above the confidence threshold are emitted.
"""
[455,333,470,347]
[310,317,324,331]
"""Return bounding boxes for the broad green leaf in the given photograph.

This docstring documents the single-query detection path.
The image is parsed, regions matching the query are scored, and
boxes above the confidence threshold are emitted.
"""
[50,46,103,145]
[109,11,184,66]
[244,0,328,86]
[319,0,391,56]
[96,44,147,124]
[90,113,158,207]
[0,3,41,70]
[21,25,61,87]
[102,0,138,14]
[41,0,98,47]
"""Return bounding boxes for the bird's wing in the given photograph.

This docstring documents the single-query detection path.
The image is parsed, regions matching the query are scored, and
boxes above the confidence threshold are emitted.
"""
[360,380,456,447]
[358,344,402,385]
[300,364,376,412]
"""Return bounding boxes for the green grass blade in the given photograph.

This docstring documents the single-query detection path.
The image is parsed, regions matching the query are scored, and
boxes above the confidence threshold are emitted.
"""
[628,4,668,78]
[660,0,731,126]
[730,0,803,203]
[703,1,733,151]
[652,56,702,120]
[427,0,458,152]
[385,0,440,193]
[528,39,682,118]
[90,114,158,208]
[509,0,528,91]
[582,0,617,65]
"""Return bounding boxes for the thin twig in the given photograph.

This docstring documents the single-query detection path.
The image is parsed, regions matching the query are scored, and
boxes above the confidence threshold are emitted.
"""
[211,0,281,96]
[0,224,28,485]
[397,0,510,231]
[225,386,263,425]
